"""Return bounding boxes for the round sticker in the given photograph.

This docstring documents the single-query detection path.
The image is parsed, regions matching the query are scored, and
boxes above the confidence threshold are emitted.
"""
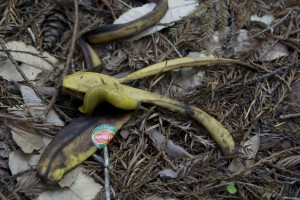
[91,124,117,149]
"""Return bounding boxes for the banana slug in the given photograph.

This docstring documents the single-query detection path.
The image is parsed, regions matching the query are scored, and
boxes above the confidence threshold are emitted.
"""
[63,70,237,154]
[79,85,138,114]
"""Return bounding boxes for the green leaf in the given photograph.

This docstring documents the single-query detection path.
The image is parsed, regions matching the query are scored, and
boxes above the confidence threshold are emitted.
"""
[226,184,237,194]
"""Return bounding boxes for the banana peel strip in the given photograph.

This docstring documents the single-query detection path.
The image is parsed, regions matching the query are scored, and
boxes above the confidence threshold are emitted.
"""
[37,113,131,183]
[62,57,247,155]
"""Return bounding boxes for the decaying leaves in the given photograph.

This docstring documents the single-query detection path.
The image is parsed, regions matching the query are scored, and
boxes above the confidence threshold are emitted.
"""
[228,133,260,174]
[37,167,102,200]
[18,85,64,126]
[11,130,44,154]
[148,129,193,158]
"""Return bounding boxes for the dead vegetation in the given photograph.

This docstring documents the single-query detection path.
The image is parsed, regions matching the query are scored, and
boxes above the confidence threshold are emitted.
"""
[0,0,300,199]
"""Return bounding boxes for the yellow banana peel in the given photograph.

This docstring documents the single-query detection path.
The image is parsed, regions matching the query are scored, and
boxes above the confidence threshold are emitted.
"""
[37,113,131,183]
[62,56,243,155]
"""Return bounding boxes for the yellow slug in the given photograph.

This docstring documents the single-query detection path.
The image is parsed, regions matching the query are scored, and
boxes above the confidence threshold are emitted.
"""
[79,85,138,114]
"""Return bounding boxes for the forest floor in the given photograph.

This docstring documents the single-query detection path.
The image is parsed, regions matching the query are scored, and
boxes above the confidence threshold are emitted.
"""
[0,0,299,199]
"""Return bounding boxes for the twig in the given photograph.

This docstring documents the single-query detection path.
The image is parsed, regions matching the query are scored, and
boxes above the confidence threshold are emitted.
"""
[42,0,79,122]
[0,191,9,200]
[104,146,111,200]
[159,33,182,57]
[247,10,292,41]
[280,113,300,119]
[27,27,38,49]
[231,146,300,177]
[117,0,132,9]
[218,61,298,91]
[1,169,35,181]
[0,180,21,200]
[101,0,117,20]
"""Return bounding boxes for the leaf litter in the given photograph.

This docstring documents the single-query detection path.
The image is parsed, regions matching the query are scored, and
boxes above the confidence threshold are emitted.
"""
[0,0,300,199]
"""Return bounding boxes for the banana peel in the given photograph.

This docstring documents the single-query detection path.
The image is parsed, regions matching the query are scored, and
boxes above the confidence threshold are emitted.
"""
[62,57,246,155]
[37,0,241,184]
[37,112,131,183]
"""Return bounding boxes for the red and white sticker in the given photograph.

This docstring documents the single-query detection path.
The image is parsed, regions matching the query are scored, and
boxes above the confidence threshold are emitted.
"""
[92,124,117,149]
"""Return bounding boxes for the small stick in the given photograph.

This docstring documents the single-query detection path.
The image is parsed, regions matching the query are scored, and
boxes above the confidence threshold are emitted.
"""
[103,146,111,200]
[27,28,38,49]
[117,0,132,9]
[280,113,300,119]
[218,61,297,91]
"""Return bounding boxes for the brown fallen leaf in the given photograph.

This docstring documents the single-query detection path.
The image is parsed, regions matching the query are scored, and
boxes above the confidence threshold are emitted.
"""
[158,168,178,179]
[148,129,193,158]
[8,150,31,175]
[36,167,102,200]
[11,130,44,154]
[228,133,260,174]
[0,141,10,158]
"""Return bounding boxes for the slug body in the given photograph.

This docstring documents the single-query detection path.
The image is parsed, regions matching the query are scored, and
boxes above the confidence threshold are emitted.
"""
[79,85,138,114]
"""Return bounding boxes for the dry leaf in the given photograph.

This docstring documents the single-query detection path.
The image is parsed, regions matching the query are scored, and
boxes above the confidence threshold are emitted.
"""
[36,167,102,200]
[0,159,8,170]
[0,41,57,71]
[58,167,80,188]
[250,14,274,31]
[0,60,43,81]
[172,52,208,94]
[0,41,60,82]
[114,0,199,41]
[8,150,31,175]
[12,130,44,154]
[28,136,52,167]
[0,141,10,158]
[215,29,289,61]
[120,129,130,139]
[148,129,193,158]
[194,135,215,148]
[18,85,65,126]
[29,154,42,167]
[260,42,289,61]
[158,168,178,179]
[228,133,260,174]
[36,189,82,200]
